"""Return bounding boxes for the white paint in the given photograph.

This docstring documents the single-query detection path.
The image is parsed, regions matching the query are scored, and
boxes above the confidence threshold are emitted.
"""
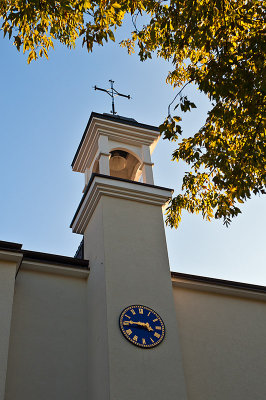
[98,153,110,175]
[72,116,160,184]
[71,175,172,234]
[173,285,266,400]
[82,189,187,400]
[141,162,154,184]
[0,259,18,400]
[5,270,88,400]
[85,167,92,186]
[141,144,154,183]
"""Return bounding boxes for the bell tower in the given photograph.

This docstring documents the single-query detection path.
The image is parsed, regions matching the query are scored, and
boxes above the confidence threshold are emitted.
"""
[71,112,158,189]
[71,112,187,400]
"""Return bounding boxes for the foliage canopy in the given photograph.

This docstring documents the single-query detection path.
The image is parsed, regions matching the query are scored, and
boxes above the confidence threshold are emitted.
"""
[1,0,265,227]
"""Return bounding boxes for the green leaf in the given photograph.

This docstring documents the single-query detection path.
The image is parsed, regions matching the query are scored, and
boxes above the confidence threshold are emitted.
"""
[108,30,115,42]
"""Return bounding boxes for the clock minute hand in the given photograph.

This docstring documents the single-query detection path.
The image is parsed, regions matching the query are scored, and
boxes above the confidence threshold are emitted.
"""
[124,321,145,327]
[123,320,135,326]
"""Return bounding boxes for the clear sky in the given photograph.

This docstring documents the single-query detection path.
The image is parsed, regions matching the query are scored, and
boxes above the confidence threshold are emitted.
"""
[0,19,265,285]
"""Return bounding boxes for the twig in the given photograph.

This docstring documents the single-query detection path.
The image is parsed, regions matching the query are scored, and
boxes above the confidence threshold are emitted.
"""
[168,80,193,116]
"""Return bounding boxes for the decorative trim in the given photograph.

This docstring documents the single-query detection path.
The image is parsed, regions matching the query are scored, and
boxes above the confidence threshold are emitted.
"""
[71,174,172,234]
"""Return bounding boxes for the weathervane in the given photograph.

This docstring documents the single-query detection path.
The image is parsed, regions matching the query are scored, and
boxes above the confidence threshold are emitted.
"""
[93,80,131,115]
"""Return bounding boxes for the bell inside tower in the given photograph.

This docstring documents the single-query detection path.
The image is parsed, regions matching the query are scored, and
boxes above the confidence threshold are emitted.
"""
[109,149,141,181]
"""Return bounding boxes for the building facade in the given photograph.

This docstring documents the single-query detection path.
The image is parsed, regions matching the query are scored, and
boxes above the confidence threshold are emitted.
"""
[1,113,266,400]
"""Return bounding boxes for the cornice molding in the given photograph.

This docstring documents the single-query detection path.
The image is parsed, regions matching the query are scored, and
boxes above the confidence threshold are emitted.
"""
[71,175,172,234]
[0,241,89,278]
[21,260,89,279]
[171,275,266,301]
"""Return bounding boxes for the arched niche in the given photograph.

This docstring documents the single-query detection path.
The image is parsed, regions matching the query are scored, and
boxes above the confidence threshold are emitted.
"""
[109,147,142,181]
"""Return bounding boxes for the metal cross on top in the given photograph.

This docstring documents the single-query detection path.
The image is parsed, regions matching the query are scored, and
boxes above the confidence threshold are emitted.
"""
[94,80,131,115]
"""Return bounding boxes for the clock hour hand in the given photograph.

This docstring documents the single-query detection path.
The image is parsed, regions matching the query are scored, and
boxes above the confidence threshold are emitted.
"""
[144,322,154,332]
[123,320,153,331]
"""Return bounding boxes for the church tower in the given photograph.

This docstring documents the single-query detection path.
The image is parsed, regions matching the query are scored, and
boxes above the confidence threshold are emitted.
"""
[71,112,187,400]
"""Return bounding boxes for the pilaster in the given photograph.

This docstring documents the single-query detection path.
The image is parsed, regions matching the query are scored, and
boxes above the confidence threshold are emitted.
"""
[71,175,187,400]
[0,251,22,400]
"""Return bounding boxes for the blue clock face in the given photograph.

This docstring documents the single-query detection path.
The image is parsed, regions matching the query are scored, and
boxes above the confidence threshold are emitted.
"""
[119,305,165,348]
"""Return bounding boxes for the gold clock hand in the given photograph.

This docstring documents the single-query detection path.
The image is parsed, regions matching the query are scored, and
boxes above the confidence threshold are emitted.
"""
[124,321,142,326]
[145,323,154,332]
[123,320,134,325]
[123,320,154,331]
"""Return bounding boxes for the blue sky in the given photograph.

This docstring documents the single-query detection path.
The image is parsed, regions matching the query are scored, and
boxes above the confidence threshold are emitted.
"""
[0,20,265,285]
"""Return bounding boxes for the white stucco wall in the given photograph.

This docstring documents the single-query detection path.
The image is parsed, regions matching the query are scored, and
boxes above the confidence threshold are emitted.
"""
[5,269,88,400]
[173,285,266,400]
